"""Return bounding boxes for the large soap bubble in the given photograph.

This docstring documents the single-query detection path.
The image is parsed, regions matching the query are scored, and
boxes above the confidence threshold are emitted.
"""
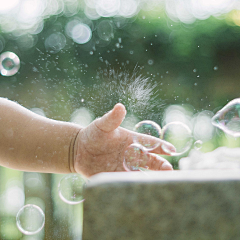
[58,173,86,205]
[211,98,240,137]
[123,143,149,171]
[133,120,161,150]
[0,51,20,76]
[16,204,45,235]
[161,121,193,156]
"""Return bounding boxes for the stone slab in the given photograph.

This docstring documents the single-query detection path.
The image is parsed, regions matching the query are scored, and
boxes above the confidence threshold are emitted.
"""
[83,170,240,240]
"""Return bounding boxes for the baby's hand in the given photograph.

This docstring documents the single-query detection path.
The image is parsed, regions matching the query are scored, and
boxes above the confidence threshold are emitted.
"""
[74,103,175,177]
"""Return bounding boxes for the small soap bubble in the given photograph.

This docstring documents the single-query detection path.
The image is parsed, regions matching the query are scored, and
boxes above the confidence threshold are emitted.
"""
[133,120,161,150]
[213,66,218,71]
[0,52,20,76]
[211,98,240,137]
[16,204,45,235]
[123,143,149,171]
[58,173,86,205]
[194,140,203,150]
[148,59,154,65]
[193,69,197,72]
[161,121,193,156]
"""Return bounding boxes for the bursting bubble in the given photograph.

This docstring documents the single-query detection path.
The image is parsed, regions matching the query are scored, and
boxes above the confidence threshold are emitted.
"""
[194,140,203,150]
[58,174,86,205]
[16,204,45,235]
[161,121,193,156]
[0,52,20,76]
[211,98,240,137]
[133,120,161,150]
[123,143,149,171]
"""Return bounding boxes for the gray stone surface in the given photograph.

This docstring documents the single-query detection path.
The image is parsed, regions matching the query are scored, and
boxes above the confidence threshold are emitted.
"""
[83,170,240,240]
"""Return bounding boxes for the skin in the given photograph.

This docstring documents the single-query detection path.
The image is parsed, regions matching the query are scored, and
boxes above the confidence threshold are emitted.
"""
[74,103,176,177]
[0,98,175,177]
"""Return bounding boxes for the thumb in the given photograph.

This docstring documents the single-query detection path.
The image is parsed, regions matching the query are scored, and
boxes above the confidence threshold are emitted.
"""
[95,103,126,132]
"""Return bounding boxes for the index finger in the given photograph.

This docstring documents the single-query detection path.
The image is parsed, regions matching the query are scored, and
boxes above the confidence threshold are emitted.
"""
[121,128,176,155]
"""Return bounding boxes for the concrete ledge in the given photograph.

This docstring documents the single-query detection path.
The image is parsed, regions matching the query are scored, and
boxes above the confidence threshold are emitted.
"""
[83,170,240,240]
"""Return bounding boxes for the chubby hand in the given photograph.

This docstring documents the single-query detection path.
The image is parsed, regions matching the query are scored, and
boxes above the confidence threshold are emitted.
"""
[74,103,175,177]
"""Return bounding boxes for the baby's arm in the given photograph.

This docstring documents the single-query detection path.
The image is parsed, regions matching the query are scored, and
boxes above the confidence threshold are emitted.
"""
[0,98,175,176]
[0,98,82,173]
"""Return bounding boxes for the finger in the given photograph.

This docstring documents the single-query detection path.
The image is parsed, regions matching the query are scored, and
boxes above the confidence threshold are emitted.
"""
[123,129,176,155]
[95,103,126,133]
[147,153,173,171]
[150,140,176,155]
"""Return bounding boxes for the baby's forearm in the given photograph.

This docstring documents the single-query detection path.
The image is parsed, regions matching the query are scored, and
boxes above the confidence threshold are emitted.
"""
[0,98,82,173]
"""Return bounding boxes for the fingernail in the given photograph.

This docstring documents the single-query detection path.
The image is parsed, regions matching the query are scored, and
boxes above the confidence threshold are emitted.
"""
[165,143,176,153]
[162,162,173,170]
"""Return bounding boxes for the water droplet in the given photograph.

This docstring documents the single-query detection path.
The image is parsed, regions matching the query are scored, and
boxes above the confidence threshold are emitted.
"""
[58,174,86,205]
[211,98,240,137]
[0,52,20,76]
[123,143,149,171]
[89,51,93,55]
[193,69,197,72]
[161,122,193,156]
[16,204,45,235]
[194,140,203,150]
[213,66,218,71]
[148,59,154,65]
[133,120,161,150]
[130,50,134,54]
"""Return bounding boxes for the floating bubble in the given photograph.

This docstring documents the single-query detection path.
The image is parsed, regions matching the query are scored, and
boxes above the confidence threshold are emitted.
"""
[194,140,203,150]
[44,32,66,54]
[211,98,240,137]
[58,173,86,205]
[16,204,45,235]
[148,59,154,65]
[97,20,113,41]
[161,121,193,156]
[133,120,161,150]
[123,143,149,171]
[0,52,20,76]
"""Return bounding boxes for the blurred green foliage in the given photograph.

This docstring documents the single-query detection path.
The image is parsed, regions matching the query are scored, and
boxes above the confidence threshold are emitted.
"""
[1,5,240,240]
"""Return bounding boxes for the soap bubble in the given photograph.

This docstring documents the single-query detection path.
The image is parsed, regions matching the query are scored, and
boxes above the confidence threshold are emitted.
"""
[58,174,86,205]
[123,143,149,171]
[161,121,193,156]
[0,51,20,76]
[148,59,154,65]
[211,98,240,137]
[133,120,161,150]
[16,204,45,235]
[194,140,203,150]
